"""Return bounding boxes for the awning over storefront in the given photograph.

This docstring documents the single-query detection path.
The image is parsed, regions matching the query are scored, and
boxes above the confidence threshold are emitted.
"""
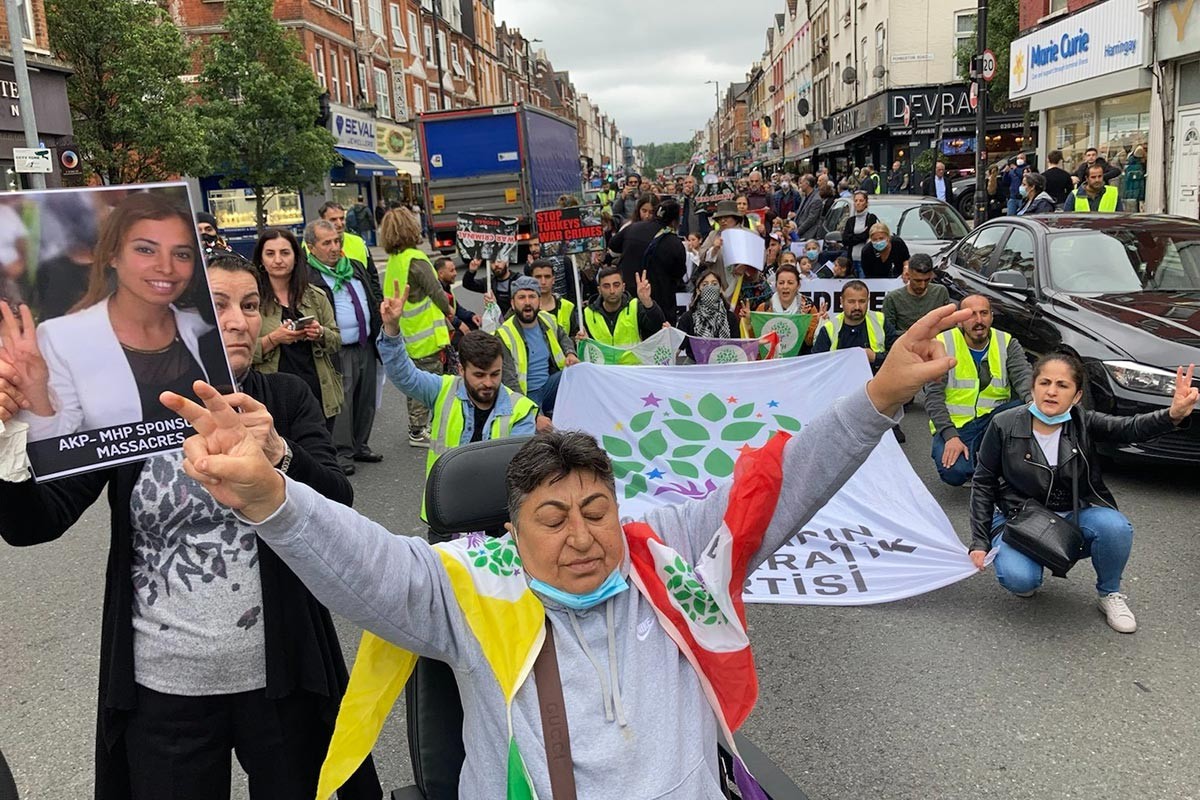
[387,160,424,181]
[335,147,398,177]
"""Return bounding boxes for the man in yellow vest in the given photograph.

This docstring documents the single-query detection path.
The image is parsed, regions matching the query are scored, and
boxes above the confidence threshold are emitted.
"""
[378,283,538,542]
[529,258,578,337]
[925,294,1032,486]
[811,280,897,370]
[496,275,579,417]
[1065,163,1120,212]
[320,201,378,276]
[380,242,453,448]
[579,265,665,346]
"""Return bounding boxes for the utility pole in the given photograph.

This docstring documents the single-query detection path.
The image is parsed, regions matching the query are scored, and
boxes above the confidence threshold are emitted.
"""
[4,0,46,190]
[973,0,988,225]
[706,80,721,176]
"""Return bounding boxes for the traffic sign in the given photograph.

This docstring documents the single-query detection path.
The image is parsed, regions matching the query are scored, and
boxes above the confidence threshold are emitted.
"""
[13,148,52,174]
[969,82,979,111]
[981,49,997,82]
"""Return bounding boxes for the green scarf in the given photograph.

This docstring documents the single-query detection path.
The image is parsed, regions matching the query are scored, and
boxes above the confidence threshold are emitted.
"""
[307,250,354,292]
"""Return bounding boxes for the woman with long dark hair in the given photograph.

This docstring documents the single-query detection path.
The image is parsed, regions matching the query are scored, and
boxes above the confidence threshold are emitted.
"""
[253,227,343,428]
[969,352,1197,633]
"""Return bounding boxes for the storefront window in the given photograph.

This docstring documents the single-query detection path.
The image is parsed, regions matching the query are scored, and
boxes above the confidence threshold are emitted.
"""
[1048,101,1094,171]
[330,183,362,210]
[1097,90,1150,171]
[207,188,303,231]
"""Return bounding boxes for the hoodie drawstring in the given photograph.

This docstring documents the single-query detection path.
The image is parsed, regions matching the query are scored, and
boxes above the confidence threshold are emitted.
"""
[568,609,614,722]
[565,601,628,728]
[606,600,628,727]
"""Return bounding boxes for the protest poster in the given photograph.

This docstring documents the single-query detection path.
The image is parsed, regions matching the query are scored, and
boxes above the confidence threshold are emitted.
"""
[555,352,979,606]
[0,183,236,482]
[720,228,765,273]
[789,242,807,259]
[535,205,605,257]
[749,312,812,357]
[577,327,685,366]
[799,278,903,314]
[456,213,518,263]
[694,180,737,212]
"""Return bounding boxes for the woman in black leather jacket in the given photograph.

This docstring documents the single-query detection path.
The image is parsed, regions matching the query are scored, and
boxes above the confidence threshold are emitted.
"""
[969,353,1197,633]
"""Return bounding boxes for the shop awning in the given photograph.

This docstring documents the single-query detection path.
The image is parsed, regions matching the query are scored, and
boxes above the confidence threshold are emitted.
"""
[335,147,398,177]
[387,159,424,181]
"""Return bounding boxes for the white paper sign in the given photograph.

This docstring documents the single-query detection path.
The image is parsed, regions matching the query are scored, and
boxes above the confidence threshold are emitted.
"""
[720,228,765,272]
[798,278,904,314]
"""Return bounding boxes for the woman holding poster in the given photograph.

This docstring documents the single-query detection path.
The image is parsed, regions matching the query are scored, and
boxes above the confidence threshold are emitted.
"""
[5,191,229,450]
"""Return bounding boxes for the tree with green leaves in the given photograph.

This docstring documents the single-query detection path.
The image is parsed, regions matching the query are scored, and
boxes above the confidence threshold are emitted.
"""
[955,0,1020,112]
[198,0,337,230]
[640,142,693,171]
[46,0,209,184]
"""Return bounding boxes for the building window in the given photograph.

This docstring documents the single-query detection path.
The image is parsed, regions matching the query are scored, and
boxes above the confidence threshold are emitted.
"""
[423,25,434,64]
[328,0,346,14]
[1049,0,1068,12]
[954,11,976,78]
[374,67,392,118]
[389,4,405,48]
[358,61,369,103]
[875,24,885,88]
[343,54,353,103]
[429,90,439,110]
[329,50,341,103]
[414,84,425,113]
[1098,91,1150,167]
[350,0,362,28]
[368,0,384,36]
[408,11,420,51]
[314,44,327,90]
[451,43,460,68]
[1048,100,1095,169]
[437,31,448,69]
[16,0,33,41]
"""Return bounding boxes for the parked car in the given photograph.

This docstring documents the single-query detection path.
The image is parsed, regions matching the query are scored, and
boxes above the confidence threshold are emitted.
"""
[934,212,1200,462]
[821,195,969,259]
[944,151,1037,221]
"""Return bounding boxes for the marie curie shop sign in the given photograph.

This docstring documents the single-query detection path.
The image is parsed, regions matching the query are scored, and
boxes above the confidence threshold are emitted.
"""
[1008,0,1144,100]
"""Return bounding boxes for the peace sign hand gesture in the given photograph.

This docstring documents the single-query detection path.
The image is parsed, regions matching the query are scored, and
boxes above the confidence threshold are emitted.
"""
[635,270,654,307]
[160,381,285,521]
[0,303,52,416]
[380,279,409,336]
[1169,364,1198,422]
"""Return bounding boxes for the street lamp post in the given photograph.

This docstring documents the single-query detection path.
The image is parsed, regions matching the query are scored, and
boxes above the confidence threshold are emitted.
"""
[705,79,720,176]
[429,0,446,109]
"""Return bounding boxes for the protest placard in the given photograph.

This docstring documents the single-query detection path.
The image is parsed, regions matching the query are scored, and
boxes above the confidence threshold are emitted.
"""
[799,278,903,314]
[694,180,737,212]
[720,228,765,273]
[0,183,236,482]
[534,205,605,257]
[456,213,518,263]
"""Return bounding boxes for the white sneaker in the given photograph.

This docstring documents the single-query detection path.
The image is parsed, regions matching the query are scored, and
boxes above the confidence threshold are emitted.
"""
[408,430,431,448]
[1098,592,1137,633]
[1013,589,1037,598]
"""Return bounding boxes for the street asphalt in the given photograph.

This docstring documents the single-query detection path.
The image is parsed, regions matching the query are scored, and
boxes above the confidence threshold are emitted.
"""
[2,355,1199,798]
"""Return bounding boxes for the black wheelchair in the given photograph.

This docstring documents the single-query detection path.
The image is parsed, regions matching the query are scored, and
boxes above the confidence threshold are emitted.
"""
[390,436,810,800]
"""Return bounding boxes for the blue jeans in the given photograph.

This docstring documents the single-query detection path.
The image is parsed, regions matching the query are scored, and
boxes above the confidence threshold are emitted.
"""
[528,370,562,417]
[930,400,1023,486]
[990,506,1133,595]
[1006,197,1021,216]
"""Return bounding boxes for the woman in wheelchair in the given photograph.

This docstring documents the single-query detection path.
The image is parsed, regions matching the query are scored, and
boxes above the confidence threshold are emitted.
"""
[162,304,972,799]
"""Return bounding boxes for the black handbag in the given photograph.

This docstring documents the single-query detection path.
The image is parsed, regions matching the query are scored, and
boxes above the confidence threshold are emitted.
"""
[1002,459,1086,578]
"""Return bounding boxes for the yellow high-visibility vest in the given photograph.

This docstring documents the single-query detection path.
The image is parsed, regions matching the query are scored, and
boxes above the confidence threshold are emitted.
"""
[821,311,885,352]
[495,312,568,394]
[382,248,451,359]
[928,328,1013,433]
[583,300,640,346]
[1071,185,1118,212]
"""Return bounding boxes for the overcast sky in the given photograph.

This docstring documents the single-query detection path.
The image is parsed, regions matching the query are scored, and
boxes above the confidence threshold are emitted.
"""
[493,0,781,146]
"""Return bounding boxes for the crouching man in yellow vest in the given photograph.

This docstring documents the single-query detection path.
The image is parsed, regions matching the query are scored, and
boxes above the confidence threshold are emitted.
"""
[810,280,898,371]
[579,266,666,347]
[379,281,538,542]
[496,275,579,418]
[925,294,1032,486]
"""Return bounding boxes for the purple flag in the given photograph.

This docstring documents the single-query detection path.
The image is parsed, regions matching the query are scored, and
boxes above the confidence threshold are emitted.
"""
[688,336,761,365]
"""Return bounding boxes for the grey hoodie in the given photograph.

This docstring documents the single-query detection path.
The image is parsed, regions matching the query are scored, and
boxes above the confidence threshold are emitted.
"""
[244,386,898,798]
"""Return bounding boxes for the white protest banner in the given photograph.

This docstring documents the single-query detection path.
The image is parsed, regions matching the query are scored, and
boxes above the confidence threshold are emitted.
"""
[555,352,978,605]
[800,278,903,314]
[720,228,764,272]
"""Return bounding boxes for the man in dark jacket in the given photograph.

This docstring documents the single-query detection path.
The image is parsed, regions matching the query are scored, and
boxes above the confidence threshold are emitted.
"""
[772,179,802,218]
[1042,149,1075,206]
[305,219,385,473]
[606,199,687,325]
[610,174,643,224]
[1072,147,1122,186]
[1014,172,1057,215]
[579,265,667,344]
[678,174,712,239]
[791,175,823,241]
[1000,156,1030,215]
[462,256,518,316]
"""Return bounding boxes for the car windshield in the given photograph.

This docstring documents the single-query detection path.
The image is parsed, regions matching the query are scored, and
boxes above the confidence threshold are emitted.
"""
[1047,229,1200,294]
[870,203,970,241]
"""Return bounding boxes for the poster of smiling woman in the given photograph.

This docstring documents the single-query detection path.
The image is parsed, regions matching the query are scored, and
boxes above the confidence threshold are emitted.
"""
[0,183,235,481]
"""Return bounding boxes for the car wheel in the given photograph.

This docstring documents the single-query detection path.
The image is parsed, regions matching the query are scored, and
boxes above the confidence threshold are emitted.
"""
[958,190,977,222]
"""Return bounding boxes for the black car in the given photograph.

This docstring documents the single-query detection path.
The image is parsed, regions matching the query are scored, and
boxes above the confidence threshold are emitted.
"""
[821,195,969,259]
[934,213,1200,462]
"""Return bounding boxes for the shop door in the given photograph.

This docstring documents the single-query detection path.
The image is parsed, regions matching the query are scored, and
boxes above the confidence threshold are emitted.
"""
[1172,108,1200,220]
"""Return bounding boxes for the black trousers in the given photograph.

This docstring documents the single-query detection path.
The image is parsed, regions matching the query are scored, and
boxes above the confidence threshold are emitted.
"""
[123,684,330,800]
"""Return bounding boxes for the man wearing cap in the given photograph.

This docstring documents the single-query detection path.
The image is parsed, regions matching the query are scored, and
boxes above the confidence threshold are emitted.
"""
[698,199,748,295]
[195,212,221,240]
[496,275,578,417]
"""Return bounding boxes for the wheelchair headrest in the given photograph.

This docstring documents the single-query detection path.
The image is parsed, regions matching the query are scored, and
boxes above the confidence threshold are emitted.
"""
[423,436,533,536]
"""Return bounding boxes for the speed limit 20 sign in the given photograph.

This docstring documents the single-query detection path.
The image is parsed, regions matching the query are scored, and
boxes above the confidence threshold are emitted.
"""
[981,49,997,82]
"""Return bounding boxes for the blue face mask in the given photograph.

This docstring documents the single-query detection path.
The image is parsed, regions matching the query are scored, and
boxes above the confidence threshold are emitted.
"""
[806,249,819,260]
[872,239,888,252]
[1029,402,1072,426]
[1019,184,1029,198]
[529,569,628,611]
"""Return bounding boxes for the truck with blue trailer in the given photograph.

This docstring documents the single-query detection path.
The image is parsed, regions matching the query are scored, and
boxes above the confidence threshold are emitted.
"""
[416,102,583,255]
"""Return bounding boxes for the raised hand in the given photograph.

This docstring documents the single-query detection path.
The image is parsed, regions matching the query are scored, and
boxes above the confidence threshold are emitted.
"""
[867,303,972,416]
[380,279,409,336]
[635,270,653,307]
[223,391,286,465]
[0,302,52,416]
[160,381,284,520]
[1170,364,1198,422]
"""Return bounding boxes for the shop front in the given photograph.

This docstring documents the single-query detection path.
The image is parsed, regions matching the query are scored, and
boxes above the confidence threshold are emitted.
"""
[1148,0,1200,216]
[0,61,73,191]
[325,104,396,226]
[375,120,422,208]
[1009,0,1149,208]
